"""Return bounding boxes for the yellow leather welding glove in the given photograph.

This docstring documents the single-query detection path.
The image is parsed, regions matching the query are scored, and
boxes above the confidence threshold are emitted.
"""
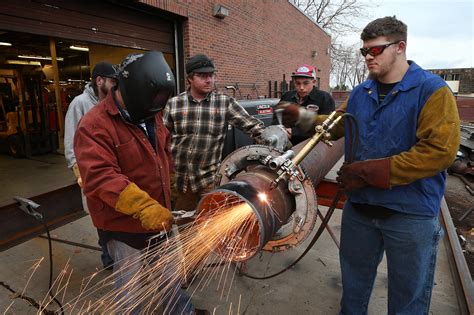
[72,163,83,188]
[115,182,172,231]
[337,158,391,192]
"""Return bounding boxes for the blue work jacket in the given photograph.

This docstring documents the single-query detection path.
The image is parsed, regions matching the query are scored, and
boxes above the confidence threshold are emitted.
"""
[345,61,448,217]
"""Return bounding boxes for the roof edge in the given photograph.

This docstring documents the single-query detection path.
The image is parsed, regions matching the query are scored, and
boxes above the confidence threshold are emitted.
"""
[137,0,188,17]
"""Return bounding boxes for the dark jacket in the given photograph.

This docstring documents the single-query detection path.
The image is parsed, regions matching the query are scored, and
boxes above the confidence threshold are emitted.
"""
[279,86,335,145]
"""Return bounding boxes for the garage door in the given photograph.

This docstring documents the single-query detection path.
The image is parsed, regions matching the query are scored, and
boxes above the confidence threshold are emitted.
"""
[0,0,175,53]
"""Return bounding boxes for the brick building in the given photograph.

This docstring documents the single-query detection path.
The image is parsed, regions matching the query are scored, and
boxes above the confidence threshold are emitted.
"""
[179,1,332,95]
[0,0,331,98]
[428,68,474,121]
[428,68,474,96]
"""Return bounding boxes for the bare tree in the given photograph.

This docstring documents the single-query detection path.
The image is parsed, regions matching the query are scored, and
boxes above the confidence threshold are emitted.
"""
[330,43,368,89]
[349,47,368,87]
[292,0,371,37]
[331,44,352,89]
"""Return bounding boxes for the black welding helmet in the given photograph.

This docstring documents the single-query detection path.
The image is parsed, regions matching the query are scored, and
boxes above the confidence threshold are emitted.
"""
[117,51,175,123]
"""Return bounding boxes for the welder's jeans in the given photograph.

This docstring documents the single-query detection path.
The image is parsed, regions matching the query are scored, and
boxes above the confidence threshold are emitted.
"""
[82,189,114,269]
[339,202,443,315]
[107,239,195,315]
[98,232,114,269]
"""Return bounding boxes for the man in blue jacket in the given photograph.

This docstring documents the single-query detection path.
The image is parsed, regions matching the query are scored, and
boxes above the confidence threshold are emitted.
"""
[280,16,460,314]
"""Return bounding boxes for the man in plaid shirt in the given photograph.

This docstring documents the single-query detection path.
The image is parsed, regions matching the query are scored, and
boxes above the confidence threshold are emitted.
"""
[163,54,266,212]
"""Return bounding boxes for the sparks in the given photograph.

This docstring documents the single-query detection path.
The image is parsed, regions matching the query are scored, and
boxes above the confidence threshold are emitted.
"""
[257,192,268,203]
[60,192,261,313]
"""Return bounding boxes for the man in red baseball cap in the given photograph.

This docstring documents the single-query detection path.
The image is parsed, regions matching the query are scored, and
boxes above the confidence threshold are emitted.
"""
[278,64,335,145]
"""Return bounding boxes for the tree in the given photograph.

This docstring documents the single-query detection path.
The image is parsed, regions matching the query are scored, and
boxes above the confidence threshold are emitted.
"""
[330,42,368,89]
[292,0,370,37]
[292,0,377,89]
[348,45,368,87]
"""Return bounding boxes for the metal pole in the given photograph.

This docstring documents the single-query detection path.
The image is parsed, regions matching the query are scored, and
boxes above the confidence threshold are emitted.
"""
[173,21,181,94]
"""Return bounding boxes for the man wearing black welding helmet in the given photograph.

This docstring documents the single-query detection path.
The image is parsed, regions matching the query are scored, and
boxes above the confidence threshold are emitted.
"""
[74,51,208,314]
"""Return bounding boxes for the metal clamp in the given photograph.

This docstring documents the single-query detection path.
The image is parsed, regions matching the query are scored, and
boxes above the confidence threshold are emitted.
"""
[172,210,196,220]
[14,196,43,221]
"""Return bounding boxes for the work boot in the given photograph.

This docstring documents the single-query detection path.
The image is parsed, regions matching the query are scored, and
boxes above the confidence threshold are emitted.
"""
[181,270,199,289]
[194,309,210,315]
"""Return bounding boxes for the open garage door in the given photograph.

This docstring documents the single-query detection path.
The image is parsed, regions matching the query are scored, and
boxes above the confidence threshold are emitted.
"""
[0,0,180,158]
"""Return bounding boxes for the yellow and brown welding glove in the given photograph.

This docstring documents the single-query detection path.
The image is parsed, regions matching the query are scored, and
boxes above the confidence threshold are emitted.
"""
[115,182,172,231]
[72,163,83,188]
[337,158,391,192]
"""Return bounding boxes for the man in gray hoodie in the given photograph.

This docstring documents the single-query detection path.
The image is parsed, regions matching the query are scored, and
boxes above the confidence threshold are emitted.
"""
[65,62,118,174]
[64,61,117,269]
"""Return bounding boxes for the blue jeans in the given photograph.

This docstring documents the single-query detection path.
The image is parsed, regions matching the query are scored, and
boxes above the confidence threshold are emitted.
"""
[100,243,114,268]
[97,230,114,269]
[84,188,114,269]
[339,202,443,315]
[107,239,195,314]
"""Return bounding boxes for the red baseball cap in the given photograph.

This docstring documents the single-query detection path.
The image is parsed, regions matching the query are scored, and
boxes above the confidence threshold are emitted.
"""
[292,64,316,79]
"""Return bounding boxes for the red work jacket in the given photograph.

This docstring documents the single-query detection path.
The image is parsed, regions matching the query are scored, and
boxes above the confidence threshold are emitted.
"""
[74,92,173,233]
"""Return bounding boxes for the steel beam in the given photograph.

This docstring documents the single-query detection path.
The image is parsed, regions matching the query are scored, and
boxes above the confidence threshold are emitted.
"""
[0,183,85,251]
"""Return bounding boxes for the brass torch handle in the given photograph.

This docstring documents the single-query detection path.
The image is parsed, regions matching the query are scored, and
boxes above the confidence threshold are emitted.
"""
[291,111,341,166]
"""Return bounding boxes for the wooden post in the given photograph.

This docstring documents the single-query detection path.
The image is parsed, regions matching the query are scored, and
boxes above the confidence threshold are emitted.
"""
[0,96,5,120]
[49,38,64,152]
[14,69,26,132]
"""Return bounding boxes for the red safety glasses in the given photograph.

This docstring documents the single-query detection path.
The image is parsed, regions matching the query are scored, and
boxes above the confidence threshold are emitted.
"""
[360,41,401,57]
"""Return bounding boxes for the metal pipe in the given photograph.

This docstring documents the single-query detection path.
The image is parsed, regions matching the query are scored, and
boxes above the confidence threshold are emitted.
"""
[297,138,344,187]
[196,112,344,262]
[198,166,294,261]
[197,138,343,261]
[269,150,294,170]
[173,21,181,94]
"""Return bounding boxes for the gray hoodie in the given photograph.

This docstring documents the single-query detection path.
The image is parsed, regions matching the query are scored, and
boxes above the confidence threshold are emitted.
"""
[64,83,99,168]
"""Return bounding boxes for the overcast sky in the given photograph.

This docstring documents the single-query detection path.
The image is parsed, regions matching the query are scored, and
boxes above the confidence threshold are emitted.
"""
[341,0,473,69]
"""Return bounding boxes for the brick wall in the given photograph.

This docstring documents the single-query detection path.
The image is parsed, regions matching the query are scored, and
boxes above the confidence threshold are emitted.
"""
[178,0,331,96]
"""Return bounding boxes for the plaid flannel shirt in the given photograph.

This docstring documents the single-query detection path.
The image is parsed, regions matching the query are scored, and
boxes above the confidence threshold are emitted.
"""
[163,91,265,193]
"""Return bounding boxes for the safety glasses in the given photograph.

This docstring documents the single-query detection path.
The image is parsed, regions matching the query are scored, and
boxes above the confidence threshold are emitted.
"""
[360,41,400,57]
